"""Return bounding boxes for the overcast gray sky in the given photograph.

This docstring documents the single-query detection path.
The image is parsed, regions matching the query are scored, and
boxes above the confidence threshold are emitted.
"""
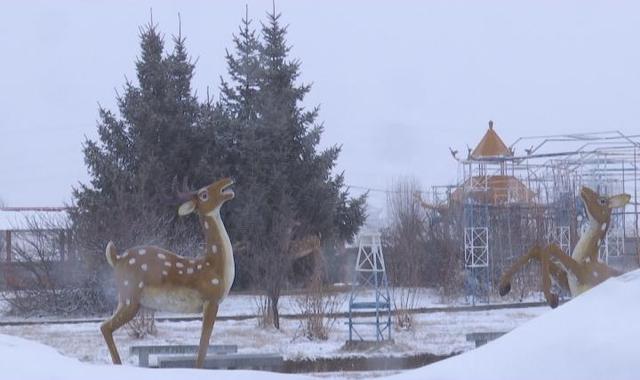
[1,0,639,210]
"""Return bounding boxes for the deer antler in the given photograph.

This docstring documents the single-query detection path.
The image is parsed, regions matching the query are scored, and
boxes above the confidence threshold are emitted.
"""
[177,176,196,201]
[159,176,196,206]
[166,176,196,203]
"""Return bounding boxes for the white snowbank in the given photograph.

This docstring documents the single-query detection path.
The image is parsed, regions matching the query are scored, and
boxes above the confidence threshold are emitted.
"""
[0,333,307,380]
[392,269,640,380]
[1,269,638,379]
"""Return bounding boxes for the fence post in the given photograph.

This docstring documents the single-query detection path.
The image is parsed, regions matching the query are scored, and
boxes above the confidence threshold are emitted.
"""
[5,230,11,262]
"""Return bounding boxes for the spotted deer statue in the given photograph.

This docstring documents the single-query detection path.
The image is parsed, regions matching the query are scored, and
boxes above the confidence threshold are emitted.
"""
[101,177,235,368]
[289,233,326,283]
[499,186,630,308]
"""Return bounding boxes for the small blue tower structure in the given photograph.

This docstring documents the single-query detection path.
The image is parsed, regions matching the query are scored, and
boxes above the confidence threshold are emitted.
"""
[347,231,392,342]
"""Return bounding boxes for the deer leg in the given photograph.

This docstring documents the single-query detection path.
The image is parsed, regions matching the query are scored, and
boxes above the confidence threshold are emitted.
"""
[498,245,541,296]
[548,260,570,291]
[539,247,559,308]
[101,302,140,364]
[592,261,622,277]
[545,244,586,283]
[195,300,219,368]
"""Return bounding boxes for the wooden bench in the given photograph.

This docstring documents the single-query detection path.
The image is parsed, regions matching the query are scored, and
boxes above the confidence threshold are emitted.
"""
[130,344,237,367]
[158,353,284,371]
[465,332,507,348]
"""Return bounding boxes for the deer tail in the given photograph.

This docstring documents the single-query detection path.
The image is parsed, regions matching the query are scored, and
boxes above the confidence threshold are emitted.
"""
[105,241,118,267]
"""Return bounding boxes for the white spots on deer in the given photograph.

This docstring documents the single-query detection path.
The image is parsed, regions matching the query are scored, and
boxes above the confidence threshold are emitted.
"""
[123,280,129,286]
[211,244,218,254]
[164,261,172,267]
[197,264,203,270]
[138,281,144,288]
[206,262,211,266]
[601,224,608,231]
[141,264,148,272]
[162,270,168,276]
[187,268,194,274]
[125,298,131,306]
[189,260,195,264]
[128,258,136,265]
[179,270,184,275]
[120,251,129,259]
[176,262,185,268]
[157,253,166,260]
[138,249,147,256]
[211,278,220,285]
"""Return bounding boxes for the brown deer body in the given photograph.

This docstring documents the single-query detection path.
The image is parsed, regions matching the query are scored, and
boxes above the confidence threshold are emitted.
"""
[499,186,630,307]
[101,178,235,368]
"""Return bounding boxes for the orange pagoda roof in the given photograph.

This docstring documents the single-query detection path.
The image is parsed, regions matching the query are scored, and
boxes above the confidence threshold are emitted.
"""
[471,121,512,159]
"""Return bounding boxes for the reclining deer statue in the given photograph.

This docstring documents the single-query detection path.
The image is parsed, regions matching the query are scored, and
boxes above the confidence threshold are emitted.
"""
[101,177,235,368]
[499,186,630,308]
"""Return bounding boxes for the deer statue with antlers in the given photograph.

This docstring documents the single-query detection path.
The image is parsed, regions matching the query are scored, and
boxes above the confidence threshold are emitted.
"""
[499,186,630,307]
[100,177,235,368]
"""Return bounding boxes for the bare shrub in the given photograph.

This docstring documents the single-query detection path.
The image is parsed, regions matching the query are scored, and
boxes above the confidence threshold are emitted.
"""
[293,277,344,341]
[125,307,157,338]
[1,215,85,316]
[391,286,419,330]
[254,294,275,328]
[417,189,466,302]
[385,178,428,329]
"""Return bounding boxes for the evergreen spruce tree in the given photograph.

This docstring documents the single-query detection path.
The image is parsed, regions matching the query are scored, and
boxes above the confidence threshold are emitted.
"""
[72,22,205,308]
[223,8,367,328]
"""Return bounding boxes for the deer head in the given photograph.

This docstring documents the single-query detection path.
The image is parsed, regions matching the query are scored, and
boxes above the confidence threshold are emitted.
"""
[579,186,630,263]
[177,177,235,217]
[581,186,630,231]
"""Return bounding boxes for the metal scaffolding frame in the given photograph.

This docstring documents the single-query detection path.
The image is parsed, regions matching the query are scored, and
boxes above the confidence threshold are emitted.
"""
[434,130,640,302]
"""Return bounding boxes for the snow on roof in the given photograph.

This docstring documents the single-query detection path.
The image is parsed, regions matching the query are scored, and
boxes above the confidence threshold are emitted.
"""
[0,207,71,231]
[471,121,513,158]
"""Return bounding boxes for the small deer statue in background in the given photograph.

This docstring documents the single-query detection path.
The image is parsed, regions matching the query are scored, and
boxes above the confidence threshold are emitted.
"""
[499,186,630,307]
[101,177,235,368]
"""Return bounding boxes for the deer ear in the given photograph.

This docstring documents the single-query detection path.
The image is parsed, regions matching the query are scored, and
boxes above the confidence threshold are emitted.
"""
[178,200,196,216]
[609,194,631,209]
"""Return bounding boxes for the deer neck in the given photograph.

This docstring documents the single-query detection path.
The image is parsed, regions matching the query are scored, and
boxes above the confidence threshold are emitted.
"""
[572,218,606,263]
[202,207,235,300]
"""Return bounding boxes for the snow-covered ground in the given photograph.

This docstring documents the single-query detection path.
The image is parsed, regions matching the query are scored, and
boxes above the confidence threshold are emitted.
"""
[0,304,545,364]
[0,287,547,376]
[0,286,543,322]
[1,270,639,379]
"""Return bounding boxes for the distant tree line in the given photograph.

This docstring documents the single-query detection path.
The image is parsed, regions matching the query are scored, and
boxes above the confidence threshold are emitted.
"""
[69,8,366,326]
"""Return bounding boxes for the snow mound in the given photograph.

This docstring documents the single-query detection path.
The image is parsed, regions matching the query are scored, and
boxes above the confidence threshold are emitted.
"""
[392,269,640,380]
[0,333,307,380]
